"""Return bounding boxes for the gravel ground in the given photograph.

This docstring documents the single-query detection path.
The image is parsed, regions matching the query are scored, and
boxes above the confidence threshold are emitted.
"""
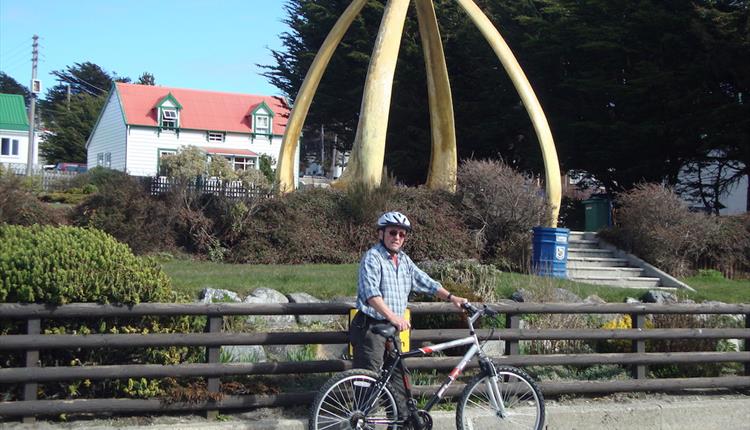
[2,390,748,429]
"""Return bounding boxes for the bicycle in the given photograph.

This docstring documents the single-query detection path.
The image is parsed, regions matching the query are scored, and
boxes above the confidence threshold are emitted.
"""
[309,302,545,430]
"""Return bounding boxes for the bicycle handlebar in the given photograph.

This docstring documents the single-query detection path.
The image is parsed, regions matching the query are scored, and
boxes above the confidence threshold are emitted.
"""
[462,302,499,318]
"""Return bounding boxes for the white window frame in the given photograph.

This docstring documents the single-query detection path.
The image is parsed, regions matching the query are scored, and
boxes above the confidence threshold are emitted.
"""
[97,152,104,166]
[157,149,178,176]
[231,156,257,171]
[161,108,178,129]
[105,152,111,168]
[254,114,270,134]
[208,132,225,142]
[1,138,19,156]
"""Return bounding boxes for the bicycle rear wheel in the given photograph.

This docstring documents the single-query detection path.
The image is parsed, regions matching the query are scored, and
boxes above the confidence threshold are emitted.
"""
[456,366,545,430]
[309,369,401,430]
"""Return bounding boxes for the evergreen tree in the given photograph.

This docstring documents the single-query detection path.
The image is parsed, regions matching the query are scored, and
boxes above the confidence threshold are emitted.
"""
[38,62,129,164]
[0,72,30,105]
[39,93,106,164]
[136,72,156,85]
[264,0,749,194]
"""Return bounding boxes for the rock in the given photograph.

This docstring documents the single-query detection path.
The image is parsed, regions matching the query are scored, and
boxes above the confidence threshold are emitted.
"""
[316,343,350,360]
[584,294,606,305]
[243,288,297,329]
[286,292,340,326]
[625,297,641,304]
[511,289,530,302]
[199,288,241,304]
[221,345,267,363]
[642,290,678,305]
[264,344,309,361]
[552,288,582,303]
[481,340,506,357]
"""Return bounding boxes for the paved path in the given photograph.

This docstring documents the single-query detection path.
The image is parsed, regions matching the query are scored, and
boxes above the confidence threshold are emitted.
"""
[2,393,749,430]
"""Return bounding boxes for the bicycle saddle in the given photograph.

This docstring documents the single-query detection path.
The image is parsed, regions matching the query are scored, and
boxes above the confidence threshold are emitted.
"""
[370,323,396,338]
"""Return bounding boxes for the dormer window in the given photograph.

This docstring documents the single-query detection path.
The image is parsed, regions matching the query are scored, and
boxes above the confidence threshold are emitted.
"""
[155,92,182,131]
[161,108,178,129]
[250,101,275,136]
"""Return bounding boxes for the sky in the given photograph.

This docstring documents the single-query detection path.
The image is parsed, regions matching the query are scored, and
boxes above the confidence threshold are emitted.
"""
[0,0,291,97]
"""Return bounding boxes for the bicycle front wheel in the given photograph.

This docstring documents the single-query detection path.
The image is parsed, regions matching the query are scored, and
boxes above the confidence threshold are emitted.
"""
[456,366,545,430]
[309,369,401,430]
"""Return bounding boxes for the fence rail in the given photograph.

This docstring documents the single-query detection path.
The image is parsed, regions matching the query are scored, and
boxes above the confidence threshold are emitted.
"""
[0,301,748,421]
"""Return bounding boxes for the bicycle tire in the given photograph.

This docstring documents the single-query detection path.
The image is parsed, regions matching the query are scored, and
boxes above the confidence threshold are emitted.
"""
[309,369,402,430]
[456,365,545,430]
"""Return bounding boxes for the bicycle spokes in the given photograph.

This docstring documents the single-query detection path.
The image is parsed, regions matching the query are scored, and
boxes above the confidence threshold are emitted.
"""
[313,372,400,430]
[459,369,544,429]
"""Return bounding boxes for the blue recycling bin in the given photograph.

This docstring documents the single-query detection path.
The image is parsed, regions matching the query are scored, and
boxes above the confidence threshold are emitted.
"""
[532,227,570,278]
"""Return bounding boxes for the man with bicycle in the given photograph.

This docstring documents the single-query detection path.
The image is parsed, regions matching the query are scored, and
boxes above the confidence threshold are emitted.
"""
[350,211,467,415]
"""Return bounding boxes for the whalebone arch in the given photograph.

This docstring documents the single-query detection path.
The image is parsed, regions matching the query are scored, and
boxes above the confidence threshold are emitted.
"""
[276,0,562,227]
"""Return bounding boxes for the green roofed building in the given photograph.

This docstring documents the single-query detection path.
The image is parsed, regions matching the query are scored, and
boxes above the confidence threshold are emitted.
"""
[0,93,35,168]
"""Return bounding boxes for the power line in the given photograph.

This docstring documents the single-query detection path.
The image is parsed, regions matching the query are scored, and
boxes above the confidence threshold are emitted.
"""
[0,38,32,58]
[50,70,107,95]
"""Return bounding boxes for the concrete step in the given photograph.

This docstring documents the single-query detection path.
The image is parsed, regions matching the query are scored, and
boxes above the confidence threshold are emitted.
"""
[568,239,600,249]
[567,248,615,258]
[567,256,630,268]
[568,266,645,278]
[568,275,661,289]
[568,230,595,241]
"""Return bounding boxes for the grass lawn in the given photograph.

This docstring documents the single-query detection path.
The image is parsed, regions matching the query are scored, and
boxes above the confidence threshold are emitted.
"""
[161,260,359,298]
[161,260,750,303]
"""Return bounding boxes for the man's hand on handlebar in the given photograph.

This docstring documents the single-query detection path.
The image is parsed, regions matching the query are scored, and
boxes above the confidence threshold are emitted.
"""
[388,315,411,332]
[449,294,468,309]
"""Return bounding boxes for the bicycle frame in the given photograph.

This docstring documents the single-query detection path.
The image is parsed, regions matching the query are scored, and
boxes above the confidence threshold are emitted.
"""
[364,306,507,424]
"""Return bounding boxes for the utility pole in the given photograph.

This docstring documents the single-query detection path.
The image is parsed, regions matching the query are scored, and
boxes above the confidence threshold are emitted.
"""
[26,35,39,176]
[329,134,338,179]
[320,124,325,176]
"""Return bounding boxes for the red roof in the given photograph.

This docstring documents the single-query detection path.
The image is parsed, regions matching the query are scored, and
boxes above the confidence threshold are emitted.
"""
[115,82,289,135]
[204,147,258,157]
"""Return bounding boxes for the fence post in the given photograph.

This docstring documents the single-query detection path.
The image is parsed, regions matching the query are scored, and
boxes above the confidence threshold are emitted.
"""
[504,314,519,356]
[205,316,223,420]
[631,313,646,379]
[23,318,40,424]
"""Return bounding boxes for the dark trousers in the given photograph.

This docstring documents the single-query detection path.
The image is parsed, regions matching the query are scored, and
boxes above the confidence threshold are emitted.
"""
[350,312,408,414]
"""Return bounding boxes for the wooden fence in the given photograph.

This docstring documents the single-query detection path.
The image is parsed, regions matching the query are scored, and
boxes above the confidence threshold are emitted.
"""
[0,302,749,422]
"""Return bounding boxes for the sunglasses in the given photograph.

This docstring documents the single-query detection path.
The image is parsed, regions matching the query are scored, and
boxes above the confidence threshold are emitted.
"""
[387,230,407,238]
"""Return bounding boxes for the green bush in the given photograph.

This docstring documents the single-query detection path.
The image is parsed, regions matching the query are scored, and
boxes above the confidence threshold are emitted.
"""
[0,225,203,401]
[0,225,177,304]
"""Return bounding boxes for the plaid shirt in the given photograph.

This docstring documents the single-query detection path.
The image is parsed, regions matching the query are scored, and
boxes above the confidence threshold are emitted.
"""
[356,242,440,320]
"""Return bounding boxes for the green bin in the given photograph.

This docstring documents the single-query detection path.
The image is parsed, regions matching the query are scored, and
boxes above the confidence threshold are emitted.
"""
[582,197,612,232]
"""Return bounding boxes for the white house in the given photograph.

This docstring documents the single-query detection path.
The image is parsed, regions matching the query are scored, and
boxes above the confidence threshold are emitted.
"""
[86,83,298,182]
[0,93,38,170]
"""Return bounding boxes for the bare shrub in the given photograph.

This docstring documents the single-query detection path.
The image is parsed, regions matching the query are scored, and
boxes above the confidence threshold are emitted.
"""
[611,183,750,276]
[515,282,593,355]
[648,313,742,377]
[72,170,175,254]
[0,171,67,226]
[457,159,548,271]
[229,187,477,264]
